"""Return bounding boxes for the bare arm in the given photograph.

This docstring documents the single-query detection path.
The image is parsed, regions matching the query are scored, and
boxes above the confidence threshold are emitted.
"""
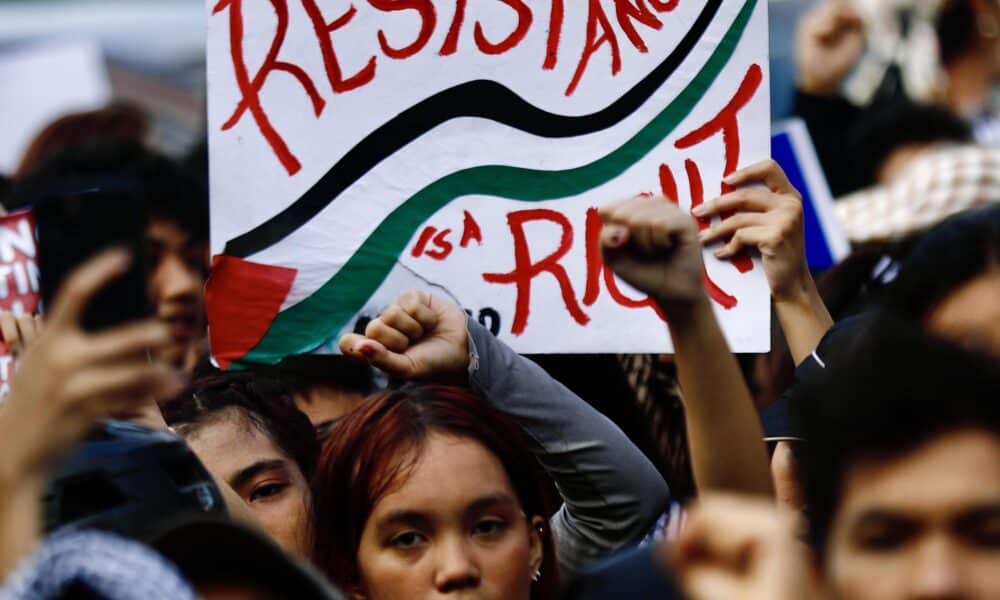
[600,196,773,497]
[667,300,774,496]
[774,284,833,365]
[0,425,44,579]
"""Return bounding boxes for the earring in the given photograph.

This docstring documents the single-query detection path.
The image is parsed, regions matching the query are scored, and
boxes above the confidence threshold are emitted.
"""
[531,569,541,582]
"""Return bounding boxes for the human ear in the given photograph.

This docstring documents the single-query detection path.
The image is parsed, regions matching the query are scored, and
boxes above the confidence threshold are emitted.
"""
[528,515,545,574]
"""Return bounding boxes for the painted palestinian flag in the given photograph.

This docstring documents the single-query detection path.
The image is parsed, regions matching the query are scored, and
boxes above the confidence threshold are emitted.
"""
[206,0,771,368]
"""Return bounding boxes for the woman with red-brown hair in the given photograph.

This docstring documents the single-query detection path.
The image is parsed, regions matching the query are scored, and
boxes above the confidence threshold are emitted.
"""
[312,384,559,599]
[313,289,670,598]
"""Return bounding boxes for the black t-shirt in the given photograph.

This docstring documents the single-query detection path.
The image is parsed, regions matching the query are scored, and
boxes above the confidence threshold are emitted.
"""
[761,314,871,440]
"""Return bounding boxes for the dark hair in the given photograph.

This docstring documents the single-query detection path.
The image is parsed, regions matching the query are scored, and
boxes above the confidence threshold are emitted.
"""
[847,100,972,186]
[162,372,319,478]
[311,384,558,598]
[937,0,979,64]
[790,318,1000,554]
[250,354,375,398]
[8,139,208,241]
[183,138,208,190]
[15,103,149,178]
[884,204,1000,320]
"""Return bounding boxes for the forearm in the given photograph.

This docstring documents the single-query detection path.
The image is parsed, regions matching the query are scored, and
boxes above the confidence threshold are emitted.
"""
[467,319,669,573]
[0,478,42,582]
[774,275,833,365]
[665,298,773,497]
[0,417,43,580]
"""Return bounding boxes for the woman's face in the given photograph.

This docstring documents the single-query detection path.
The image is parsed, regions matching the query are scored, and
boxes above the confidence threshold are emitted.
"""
[355,433,543,600]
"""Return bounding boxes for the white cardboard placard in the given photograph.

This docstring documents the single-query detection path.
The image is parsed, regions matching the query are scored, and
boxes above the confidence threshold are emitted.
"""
[206,0,771,365]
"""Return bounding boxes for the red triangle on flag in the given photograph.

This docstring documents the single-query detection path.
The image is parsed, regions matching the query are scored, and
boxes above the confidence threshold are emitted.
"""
[206,255,296,369]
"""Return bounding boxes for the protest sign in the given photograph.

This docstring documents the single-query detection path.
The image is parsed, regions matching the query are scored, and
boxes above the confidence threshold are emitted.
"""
[0,209,41,398]
[206,0,771,367]
[771,119,849,271]
[0,41,111,176]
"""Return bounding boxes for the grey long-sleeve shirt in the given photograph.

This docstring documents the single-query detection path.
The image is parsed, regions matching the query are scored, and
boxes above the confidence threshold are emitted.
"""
[466,319,670,578]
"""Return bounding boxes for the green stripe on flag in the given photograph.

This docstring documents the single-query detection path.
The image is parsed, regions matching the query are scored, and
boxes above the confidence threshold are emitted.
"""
[238,0,758,366]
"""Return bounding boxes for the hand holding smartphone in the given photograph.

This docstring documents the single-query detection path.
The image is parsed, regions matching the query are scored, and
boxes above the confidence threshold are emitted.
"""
[35,181,152,331]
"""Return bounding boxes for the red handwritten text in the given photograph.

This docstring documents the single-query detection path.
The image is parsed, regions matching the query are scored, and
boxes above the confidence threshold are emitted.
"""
[215,0,684,174]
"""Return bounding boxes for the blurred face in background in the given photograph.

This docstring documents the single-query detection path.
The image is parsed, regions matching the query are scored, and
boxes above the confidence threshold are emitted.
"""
[876,143,939,185]
[146,218,208,369]
[925,267,1000,356]
[291,385,368,439]
[824,428,1000,600]
[183,407,313,558]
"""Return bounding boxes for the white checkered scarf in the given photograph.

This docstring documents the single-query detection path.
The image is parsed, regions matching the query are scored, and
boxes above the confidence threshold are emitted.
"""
[0,529,195,600]
[834,145,1000,243]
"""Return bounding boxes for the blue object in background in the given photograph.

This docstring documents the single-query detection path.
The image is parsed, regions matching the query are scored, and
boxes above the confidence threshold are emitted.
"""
[771,119,850,271]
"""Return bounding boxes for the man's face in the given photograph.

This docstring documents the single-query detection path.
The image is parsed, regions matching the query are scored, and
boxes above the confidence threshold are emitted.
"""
[825,429,1000,600]
[184,408,313,558]
[146,219,208,369]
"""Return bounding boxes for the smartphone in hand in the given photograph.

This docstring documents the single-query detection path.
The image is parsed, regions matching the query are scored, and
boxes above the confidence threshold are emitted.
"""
[35,182,152,331]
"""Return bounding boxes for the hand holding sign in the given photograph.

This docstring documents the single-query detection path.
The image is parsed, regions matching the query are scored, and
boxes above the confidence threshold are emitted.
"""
[697,159,833,363]
[1,250,180,472]
[599,196,706,317]
[340,290,469,381]
[695,160,808,303]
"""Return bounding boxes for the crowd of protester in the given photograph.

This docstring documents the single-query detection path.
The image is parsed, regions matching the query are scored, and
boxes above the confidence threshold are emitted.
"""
[0,0,998,598]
